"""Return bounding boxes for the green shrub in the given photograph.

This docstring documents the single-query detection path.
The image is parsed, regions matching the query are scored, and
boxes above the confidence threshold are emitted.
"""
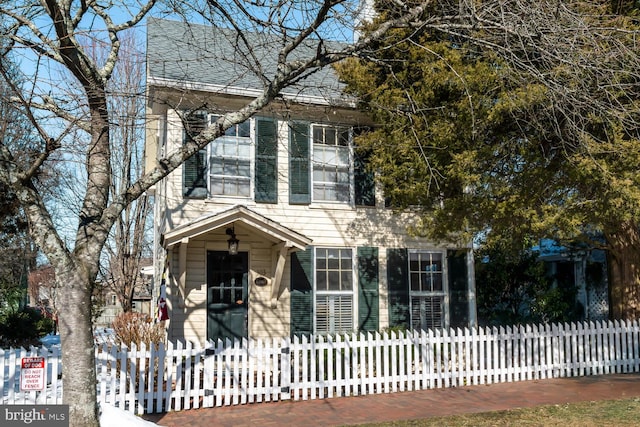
[0,306,55,348]
[476,242,582,326]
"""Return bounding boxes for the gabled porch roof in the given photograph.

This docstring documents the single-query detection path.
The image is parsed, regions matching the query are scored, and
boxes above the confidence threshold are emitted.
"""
[161,205,312,249]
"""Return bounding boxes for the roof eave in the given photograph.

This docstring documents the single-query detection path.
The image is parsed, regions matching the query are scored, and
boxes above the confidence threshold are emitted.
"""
[147,76,357,108]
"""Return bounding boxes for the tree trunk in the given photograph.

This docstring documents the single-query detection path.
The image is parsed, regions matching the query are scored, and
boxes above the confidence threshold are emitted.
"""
[57,265,99,427]
[606,220,640,320]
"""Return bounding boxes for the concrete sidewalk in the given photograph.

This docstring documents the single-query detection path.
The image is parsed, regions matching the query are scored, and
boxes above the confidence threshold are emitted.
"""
[142,373,640,427]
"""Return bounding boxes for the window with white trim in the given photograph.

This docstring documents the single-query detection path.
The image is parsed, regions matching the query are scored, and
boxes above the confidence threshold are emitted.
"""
[409,250,446,330]
[315,248,354,334]
[312,125,351,202]
[209,117,252,197]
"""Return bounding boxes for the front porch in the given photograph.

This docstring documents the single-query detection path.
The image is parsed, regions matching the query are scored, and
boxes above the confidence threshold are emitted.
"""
[160,205,312,343]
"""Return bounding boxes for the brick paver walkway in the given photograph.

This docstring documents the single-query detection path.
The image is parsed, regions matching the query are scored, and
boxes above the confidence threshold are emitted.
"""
[142,373,640,427]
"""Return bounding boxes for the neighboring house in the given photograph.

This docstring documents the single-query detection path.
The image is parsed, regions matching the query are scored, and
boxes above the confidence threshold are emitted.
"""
[93,286,123,328]
[93,289,153,329]
[534,239,609,321]
[93,264,154,328]
[27,265,58,328]
[28,265,56,309]
[145,18,477,345]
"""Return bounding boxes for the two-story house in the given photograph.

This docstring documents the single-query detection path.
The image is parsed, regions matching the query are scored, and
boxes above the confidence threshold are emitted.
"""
[145,18,477,344]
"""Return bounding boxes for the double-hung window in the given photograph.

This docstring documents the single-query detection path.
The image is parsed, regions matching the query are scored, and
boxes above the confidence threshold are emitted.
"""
[209,117,252,197]
[184,114,277,201]
[409,250,447,330]
[315,248,354,334]
[312,125,351,202]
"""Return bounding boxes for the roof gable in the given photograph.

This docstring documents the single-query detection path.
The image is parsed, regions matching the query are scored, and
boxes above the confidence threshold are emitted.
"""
[162,205,312,249]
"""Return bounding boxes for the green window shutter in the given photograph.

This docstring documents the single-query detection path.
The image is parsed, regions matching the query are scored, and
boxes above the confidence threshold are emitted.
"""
[289,122,310,204]
[358,246,379,331]
[387,248,409,329]
[255,118,278,203]
[354,151,375,207]
[448,249,470,328]
[290,248,314,337]
[183,112,207,198]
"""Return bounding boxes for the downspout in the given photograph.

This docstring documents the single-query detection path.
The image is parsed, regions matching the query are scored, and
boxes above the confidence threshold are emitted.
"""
[467,247,477,328]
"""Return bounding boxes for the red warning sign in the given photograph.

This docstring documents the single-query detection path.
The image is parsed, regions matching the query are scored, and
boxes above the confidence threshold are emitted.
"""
[20,357,46,391]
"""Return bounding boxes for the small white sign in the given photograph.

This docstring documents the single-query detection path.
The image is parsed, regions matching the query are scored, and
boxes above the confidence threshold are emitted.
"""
[20,356,46,391]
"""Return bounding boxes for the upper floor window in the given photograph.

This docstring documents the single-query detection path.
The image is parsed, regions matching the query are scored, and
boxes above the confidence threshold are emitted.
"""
[183,113,277,202]
[312,125,351,203]
[290,122,376,206]
[209,117,252,197]
[182,115,372,206]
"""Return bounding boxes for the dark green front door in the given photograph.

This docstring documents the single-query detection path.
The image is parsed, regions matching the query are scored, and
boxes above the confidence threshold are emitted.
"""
[207,251,248,342]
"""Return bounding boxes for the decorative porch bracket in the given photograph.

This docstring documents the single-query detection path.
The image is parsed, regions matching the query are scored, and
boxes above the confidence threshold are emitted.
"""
[270,242,292,308]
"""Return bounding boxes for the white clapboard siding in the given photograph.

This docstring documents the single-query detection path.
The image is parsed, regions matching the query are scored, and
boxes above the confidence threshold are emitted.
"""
[1,319,640,414]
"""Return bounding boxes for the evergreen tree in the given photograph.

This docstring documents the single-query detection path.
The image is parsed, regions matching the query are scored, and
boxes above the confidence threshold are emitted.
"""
[337,1,640,319]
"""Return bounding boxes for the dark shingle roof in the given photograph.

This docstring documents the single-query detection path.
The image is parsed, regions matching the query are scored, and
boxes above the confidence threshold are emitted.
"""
[146,18,347,104]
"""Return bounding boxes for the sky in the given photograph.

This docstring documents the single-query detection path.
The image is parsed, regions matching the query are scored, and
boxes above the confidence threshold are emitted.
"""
[8,0,362,262]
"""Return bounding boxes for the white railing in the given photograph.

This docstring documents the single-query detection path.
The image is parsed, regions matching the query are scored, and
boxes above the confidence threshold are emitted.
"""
[2,319,639,414]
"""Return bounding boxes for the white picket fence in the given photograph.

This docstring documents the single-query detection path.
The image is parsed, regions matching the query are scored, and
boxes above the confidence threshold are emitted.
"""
[2,319,640,414]
[0,344,63,405]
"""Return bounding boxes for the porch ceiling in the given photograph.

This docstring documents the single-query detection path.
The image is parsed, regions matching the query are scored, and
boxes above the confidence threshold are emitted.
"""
[161,205,312,249]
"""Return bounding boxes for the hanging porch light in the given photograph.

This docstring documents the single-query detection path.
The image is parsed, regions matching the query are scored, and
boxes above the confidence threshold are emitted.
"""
[226,226,239,255]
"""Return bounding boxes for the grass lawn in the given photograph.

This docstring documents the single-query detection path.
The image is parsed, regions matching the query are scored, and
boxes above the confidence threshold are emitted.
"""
[348,397,640,426]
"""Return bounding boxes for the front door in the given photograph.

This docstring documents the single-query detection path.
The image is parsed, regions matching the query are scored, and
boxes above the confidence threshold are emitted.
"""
[207,250,248,342]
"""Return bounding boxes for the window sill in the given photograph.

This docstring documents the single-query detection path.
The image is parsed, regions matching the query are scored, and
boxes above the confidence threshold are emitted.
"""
[309,202,355,211]
[203,195,254,203]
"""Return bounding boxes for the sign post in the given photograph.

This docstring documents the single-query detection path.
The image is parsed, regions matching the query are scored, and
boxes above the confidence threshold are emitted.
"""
[20,356,46,391]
